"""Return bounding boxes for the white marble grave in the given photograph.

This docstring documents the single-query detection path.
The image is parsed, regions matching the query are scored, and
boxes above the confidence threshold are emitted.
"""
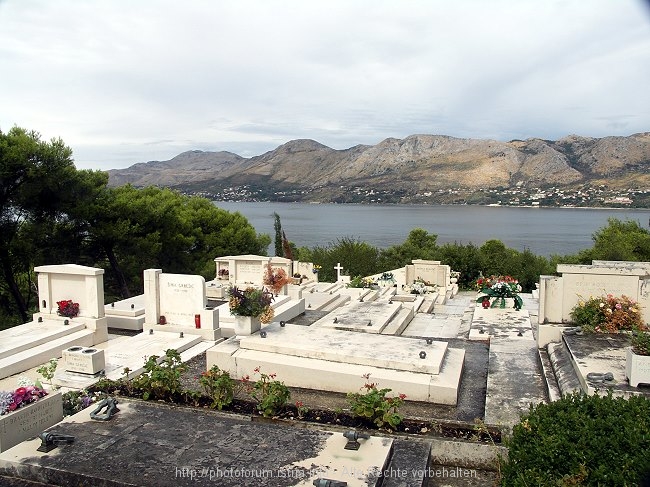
[207,322,465,405]
[104,294,145,331]
[144,269,221,341]
[0,264,108,379]
[406,259,451,287]
[538,261,650,347]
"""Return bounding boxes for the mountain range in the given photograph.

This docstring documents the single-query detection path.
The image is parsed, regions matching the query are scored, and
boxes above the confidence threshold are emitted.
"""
[106,133,650,204]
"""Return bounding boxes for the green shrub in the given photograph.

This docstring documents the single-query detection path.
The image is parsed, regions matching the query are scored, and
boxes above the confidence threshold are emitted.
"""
[133,349,187,401]
[631,330,650,356]
[199,365,238,410]
[347,376,406,429]
[569,294,644,333]
[500,392,650,486]
[250,367,290,418]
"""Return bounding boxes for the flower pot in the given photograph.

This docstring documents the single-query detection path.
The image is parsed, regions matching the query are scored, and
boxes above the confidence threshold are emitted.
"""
[233,315,261,336]
[626,347,650,387]
[450,277,458,284]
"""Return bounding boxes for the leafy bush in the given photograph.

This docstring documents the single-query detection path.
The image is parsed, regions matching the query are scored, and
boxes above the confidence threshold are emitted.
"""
[500,392,650,486]
[631,329,650,356]
[249,367,290,418]
[347,375,406,429]
[199,365,239,410]
[570,294,644,333]
[62,389,101,416]
[133,349,187,401]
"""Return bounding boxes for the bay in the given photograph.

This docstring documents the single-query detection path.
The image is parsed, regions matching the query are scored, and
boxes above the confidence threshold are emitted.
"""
[214,202,650,257]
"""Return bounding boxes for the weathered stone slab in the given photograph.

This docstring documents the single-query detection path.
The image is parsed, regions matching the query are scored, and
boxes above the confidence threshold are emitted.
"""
[208,338,465,404]
[315,301,402,334]
[0,321,86,360]
[0,399,392,486]
[242,323,448,374]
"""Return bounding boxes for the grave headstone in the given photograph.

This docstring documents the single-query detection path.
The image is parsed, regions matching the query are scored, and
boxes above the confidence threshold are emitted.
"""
[538,260,650,347]
[144,269,220,341]
[34,264,108,343]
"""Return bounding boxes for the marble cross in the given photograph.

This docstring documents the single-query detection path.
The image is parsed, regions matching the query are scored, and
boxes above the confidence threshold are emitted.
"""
[334,263,344,281]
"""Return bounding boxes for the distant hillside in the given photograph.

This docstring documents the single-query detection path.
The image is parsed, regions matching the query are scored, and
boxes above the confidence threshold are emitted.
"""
[107,133,650,206]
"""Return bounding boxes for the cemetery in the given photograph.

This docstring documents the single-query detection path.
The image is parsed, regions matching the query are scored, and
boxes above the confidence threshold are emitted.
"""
[0,256,649,485]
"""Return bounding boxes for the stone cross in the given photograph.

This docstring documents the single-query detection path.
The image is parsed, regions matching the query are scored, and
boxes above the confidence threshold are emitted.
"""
[334,263,344,281]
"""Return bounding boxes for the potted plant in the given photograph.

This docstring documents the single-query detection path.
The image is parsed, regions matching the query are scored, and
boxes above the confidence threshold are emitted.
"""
[626,328,650,387]
[217,268,229,280]
[228,286,274,335]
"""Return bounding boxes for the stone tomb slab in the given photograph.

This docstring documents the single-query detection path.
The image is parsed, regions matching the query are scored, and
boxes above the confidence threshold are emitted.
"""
[209,338,464,404]
[316,301,402,334]
[562,333,648,396]
[105,294,146,331]
[0,399,393,487]
[105,294,145,317]
[469,307,534,342]
[241,323,448,374]
[0,320,87,360]
[53,330,203,389]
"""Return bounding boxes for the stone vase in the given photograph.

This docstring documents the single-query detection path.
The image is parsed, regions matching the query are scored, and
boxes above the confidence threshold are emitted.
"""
[233,315,261,336]
[626,347,650,387]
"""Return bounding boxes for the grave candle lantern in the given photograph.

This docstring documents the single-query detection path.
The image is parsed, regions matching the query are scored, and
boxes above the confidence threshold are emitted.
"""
[194,314,201,329]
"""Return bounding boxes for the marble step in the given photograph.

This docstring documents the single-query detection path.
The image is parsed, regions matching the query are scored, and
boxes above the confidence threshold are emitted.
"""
[380,307,414,336]
[0,329,95,379]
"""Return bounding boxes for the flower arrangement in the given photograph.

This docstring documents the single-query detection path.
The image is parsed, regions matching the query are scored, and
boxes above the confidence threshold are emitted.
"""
[57,299,79,318]
[475,275,523,310]
[570,294,644,334]
[228,286,275,323]
[0,380,48,416]
[347,276,376,289]
[218,268,229,279]
[451,271,461,279]
[379,272,395,282]
[312,264,322,273]
[263,264,291,295]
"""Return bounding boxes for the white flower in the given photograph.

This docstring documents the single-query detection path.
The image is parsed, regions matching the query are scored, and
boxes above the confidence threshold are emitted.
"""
[16,376,34,387]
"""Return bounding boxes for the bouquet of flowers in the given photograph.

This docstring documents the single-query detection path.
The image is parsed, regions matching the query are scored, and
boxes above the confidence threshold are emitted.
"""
[57,299,79,318]
[0,379,48,416]
[475,275,523,310]
[263,264,291,295]
[228,286,275,323]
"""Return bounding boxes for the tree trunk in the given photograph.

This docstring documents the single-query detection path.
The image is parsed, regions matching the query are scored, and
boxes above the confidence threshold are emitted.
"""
[103,244,131,298]
[0,245,28,323]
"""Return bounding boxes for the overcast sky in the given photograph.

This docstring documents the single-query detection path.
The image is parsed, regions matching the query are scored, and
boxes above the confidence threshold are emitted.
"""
[1,0,649,170]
